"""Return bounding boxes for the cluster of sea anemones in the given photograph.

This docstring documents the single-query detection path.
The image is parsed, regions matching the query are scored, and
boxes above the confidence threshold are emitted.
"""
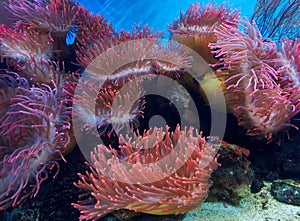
[169,2,300,141]
[0,0,215,216]
[1,0,298,220]
[0,0,86,210]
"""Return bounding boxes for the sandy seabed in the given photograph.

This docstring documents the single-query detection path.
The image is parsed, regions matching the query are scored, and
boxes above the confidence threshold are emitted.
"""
[184,182,300,221]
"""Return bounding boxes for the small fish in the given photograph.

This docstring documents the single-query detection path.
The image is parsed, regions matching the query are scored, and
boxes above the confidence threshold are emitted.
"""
[66,25,78,46]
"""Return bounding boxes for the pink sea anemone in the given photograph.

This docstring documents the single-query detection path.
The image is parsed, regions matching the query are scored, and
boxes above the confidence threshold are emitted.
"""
[72,24,193,140]
[72,126,219,220]
[210,19,279,91]
[234,87,295,140]
[0,24,62,86]
[0,71,28,118]
[275,38,300,120]
[0,72,71,210]
[169,3,240,63]
[210,18,297,140]
[6,0,79,34]
[75,25,154,83]
[276,38,300,88]
[0,24,52,63]
[76,24,191,83]
[6,0,112,59]
[0,0,85,208]
[71,78,146,137]
[74,5,116,45]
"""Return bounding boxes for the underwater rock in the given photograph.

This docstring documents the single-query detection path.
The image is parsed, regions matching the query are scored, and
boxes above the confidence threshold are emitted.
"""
[207,142,253,205]
[250,178,265,193]
[110,210,184,221]
[111,209,141,221]
[280,135,300,179]
[270,180,300,206]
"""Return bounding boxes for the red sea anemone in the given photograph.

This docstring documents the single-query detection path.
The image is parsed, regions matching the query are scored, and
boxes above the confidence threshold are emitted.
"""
[72,126,219,220]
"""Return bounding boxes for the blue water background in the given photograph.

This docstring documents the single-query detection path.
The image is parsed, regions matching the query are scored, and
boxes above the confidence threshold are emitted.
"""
[77,0,256,33]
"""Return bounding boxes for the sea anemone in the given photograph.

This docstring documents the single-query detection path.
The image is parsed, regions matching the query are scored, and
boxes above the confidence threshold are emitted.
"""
[6,0,79,34]
[210,18,297,140]
[210,19,279,91]
[169,3,240,64]
[5,0,97,60]
[72,26,193,141]
[75,25,154,82]
[72,125,219,220]
[72,77,146,137]
[234,87,295,140]
[0,71,28,117]
[276,38,300,86]
[0,24,52,63]
[0,73,71,210]
[74,5,116,45]
[76,24,191,84]
[0,24,60,86]
[275,38,300,116]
